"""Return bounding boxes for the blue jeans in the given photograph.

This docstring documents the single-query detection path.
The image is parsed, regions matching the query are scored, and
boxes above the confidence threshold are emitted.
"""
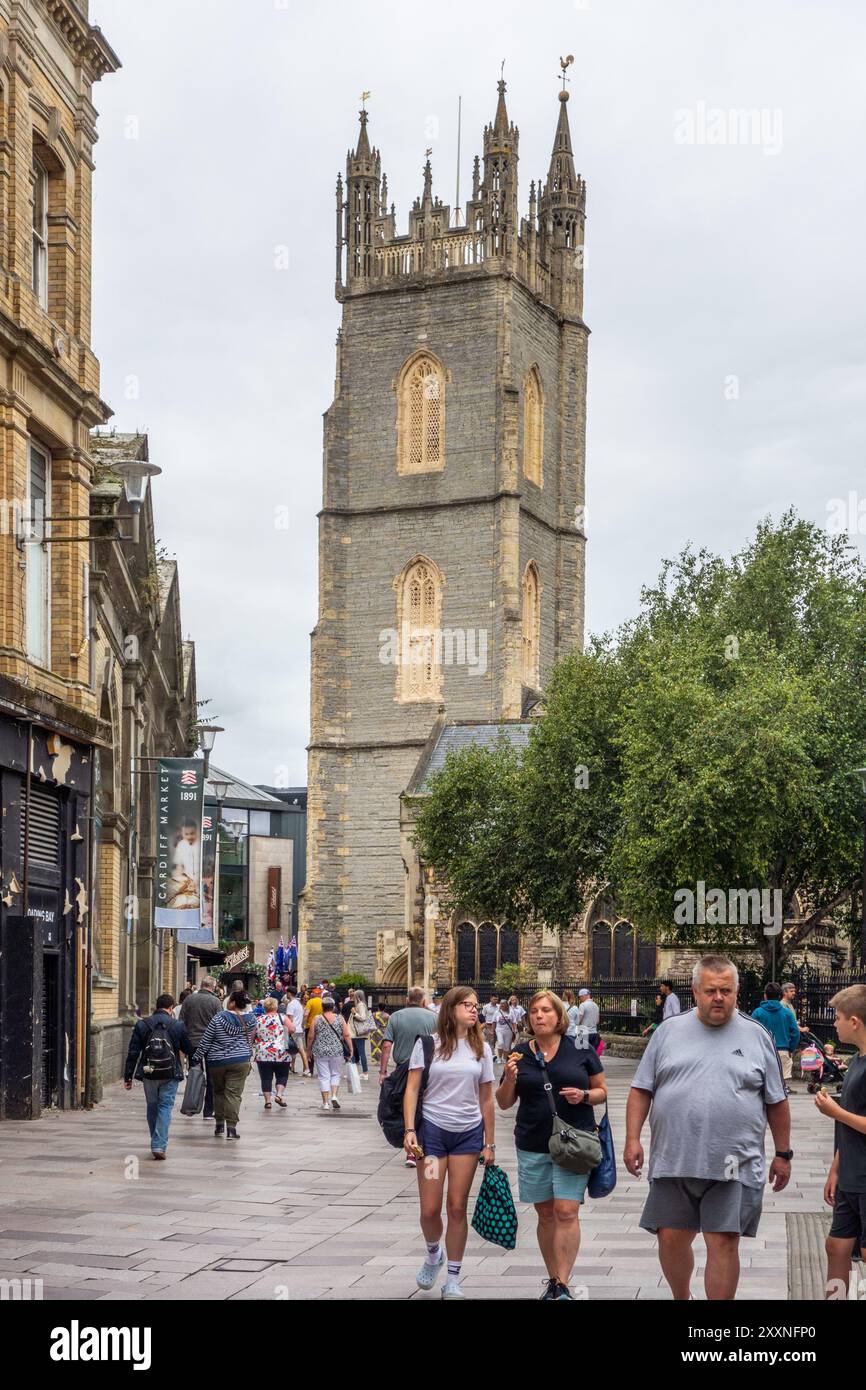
[143,1078,179,1152]
[352,1038,368,1073]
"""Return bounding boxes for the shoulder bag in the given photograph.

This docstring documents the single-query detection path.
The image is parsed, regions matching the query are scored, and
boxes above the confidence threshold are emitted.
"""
[326,1015,353,1061]
[531,1042,602,1176]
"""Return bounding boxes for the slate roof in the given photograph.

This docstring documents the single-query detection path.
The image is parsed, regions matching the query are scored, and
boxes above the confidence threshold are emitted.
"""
[205,764,287,809]
[406,720,531,796]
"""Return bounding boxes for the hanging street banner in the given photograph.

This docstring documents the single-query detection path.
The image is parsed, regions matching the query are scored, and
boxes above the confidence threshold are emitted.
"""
[177,806,218,946]
[155,758,205,929]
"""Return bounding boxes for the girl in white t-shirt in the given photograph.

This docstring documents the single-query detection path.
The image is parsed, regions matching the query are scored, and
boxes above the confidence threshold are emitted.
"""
[404,987,495,1301]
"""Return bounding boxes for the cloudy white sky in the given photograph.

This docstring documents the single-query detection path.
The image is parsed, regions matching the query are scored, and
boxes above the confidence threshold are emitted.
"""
[89,0,866,786]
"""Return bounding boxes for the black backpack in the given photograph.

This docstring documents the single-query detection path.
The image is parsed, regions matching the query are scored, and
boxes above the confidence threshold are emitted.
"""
[142,1019,176,1079]
[377,1033,435,1148]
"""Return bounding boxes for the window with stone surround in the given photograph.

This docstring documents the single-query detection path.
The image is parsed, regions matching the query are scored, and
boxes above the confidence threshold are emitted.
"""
[396,556,443,701]
[32,157,49,309]
[522,561,540,688]
[396,352,445,474]
[523,365,544,487]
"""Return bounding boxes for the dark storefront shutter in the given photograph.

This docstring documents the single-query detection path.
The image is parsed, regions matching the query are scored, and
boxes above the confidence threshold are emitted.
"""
[20,784,61,868]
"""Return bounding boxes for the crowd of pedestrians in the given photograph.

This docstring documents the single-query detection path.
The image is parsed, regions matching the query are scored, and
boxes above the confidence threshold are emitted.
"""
[121,960,866,1303]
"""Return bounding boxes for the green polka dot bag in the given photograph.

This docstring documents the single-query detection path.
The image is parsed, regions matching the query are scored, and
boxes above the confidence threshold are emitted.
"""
[471,1163,518,1250]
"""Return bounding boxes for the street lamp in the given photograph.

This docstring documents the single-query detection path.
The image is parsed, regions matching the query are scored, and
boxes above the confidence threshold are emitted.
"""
[853,769,866,970]
[196,724,223,779]
[113,458,162,544]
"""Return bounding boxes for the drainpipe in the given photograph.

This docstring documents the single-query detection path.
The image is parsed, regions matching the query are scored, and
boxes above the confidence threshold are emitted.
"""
[22,722,33,914]
[83,749,96,1106]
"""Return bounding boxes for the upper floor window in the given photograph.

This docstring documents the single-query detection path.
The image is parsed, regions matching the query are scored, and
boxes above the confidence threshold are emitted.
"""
[397,353,445,474]
[32,158,48,309]
[26,441,51,666]
[522,561,540,689]
[396,556,443,701]
[523,366,544,487]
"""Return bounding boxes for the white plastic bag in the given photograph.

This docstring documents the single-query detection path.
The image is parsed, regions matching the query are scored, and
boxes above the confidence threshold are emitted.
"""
[345,1061,362,1095]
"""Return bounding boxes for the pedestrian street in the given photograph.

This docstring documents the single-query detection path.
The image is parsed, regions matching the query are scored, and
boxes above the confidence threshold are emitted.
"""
[0,1058,836,1301]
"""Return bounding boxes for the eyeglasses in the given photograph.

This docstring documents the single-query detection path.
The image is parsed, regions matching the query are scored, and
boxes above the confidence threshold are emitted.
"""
[461,1001,479,1011]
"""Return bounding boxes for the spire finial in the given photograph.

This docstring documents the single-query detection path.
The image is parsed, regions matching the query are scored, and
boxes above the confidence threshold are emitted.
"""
[559,54,574,98]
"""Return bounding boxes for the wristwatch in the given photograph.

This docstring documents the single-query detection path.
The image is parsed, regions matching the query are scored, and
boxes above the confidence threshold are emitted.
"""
[775,1149,794,1161]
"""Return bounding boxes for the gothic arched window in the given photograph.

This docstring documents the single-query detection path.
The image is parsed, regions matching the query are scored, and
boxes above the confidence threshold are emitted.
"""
[523,366,544,487]
[522,561,540,688]
[397,353,445,475]
[395,556,443,701]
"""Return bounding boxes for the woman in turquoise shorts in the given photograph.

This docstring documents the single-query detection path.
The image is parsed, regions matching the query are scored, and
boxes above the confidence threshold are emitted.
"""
[496,988,607,1300]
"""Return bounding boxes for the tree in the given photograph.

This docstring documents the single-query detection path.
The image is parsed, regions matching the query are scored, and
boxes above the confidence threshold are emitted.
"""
[414,513,866,972]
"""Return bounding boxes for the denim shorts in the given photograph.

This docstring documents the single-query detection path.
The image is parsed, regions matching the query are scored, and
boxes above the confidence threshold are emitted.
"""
[516,1148,590,1205]
[418,1117,484,1158]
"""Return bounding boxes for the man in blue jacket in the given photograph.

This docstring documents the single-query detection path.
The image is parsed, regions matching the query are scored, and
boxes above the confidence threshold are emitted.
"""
[124,994,193,1159]
[752,982,801,1094]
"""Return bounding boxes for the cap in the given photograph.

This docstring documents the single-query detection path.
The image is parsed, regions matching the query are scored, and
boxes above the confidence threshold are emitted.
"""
[578,988,590,997]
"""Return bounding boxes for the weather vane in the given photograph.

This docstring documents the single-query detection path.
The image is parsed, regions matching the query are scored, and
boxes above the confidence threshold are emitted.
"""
[425,146,433,158]
[360,90,371,110]
[500,58,506,81]
[559,54,574,92]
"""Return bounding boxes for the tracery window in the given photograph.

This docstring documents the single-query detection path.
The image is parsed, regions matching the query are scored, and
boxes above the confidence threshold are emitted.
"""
[523,366,544,486]
[522,562,540,688]
[396,557,443,701]
[397,353,445,474]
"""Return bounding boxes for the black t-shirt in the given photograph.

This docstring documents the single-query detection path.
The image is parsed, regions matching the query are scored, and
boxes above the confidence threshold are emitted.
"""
[835,1052,866,1194]
[512,1038,603,1154]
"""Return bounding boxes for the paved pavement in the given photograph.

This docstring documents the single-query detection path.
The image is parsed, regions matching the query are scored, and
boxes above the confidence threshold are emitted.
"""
[0,1057,836,1301]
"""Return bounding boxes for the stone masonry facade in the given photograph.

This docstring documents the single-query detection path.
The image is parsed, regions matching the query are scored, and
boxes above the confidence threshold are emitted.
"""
[302,77,589,981]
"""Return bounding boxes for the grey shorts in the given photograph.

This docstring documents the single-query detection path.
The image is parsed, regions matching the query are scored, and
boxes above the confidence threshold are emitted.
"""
[640,1177,764,1237]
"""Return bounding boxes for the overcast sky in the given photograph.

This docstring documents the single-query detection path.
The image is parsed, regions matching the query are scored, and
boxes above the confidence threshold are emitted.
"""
[90,0,866,786]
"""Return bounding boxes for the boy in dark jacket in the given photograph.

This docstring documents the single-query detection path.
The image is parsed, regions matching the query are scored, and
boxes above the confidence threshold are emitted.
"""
[124,994,193,1159]
[752,982,801,1093]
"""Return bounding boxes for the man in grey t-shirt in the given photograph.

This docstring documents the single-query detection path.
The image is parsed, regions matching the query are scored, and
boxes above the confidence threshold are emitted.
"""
[378,988,437,1076]
[624,955,791,1301]
[577,989,600,1048]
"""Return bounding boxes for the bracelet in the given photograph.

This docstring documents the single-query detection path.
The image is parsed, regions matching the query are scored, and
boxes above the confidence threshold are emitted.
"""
[404,1128,416,1134]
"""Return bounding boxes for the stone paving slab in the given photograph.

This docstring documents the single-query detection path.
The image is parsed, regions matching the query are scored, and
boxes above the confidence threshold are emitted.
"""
[0,1059,837,1300]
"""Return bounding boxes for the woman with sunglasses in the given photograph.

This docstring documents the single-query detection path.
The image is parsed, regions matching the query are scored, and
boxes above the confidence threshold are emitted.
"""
[403,986,495,1300]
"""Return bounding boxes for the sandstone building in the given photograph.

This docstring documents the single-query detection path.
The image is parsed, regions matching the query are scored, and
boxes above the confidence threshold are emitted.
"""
[0,0,118,1116]
[301,77,589,984]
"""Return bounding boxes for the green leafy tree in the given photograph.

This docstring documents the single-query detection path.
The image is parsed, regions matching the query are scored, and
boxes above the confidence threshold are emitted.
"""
[414,513,866,972]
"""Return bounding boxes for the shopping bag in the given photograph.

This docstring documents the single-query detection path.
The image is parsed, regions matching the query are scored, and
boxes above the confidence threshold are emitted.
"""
[345,1061,362,1095]
[470,1163,518,1250]
[587,1105,617,1199]
[180,1064,206,1115]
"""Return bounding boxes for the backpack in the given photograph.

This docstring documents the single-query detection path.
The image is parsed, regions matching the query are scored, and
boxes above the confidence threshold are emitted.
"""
[377,1033,436,1148]
[142,1019,176,1079]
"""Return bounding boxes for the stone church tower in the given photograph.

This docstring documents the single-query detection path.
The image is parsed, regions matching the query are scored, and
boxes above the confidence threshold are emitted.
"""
[301,77,589,983]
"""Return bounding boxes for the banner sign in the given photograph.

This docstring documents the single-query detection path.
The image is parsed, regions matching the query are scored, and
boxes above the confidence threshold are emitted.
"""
[155,758,204,929]
[267,866,281,932]
[177,806,218,946]
[224,945,250,971]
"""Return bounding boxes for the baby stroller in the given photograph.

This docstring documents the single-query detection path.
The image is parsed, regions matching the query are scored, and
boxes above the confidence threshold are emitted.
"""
[799,1032,846,1095]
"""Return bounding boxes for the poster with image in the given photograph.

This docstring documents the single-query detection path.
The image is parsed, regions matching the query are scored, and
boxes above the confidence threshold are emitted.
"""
[154,758,205,929]
[177,807,218,946]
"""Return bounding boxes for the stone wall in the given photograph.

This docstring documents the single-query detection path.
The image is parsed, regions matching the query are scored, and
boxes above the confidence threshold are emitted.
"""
[89,1014,135,1101]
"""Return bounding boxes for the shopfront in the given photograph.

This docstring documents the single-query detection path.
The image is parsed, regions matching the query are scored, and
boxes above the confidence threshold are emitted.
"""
[0,719,92,1119]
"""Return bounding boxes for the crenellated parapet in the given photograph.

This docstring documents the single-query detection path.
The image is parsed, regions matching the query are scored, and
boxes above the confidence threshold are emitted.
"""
[337,75,587,321]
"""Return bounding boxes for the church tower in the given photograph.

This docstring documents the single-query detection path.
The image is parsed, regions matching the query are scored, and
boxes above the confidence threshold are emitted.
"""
[301,74,589,982]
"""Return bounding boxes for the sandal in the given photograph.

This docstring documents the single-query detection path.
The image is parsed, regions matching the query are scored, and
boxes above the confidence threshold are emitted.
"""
[264,1102,272,1110]
[275,1096,287,1107]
